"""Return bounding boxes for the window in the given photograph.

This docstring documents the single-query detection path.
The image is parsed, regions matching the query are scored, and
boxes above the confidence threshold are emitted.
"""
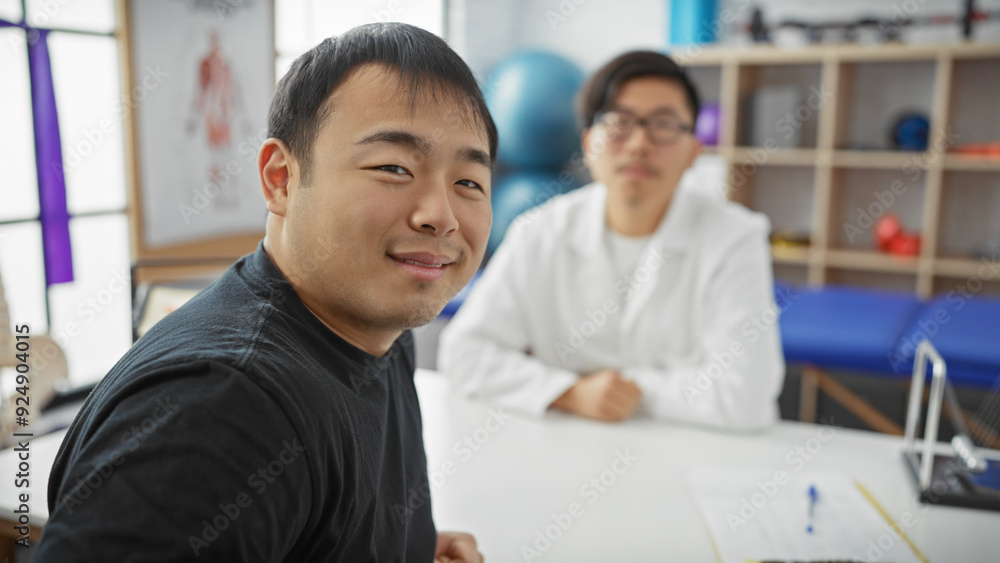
[1,0,130,390]
[275,0,444,77]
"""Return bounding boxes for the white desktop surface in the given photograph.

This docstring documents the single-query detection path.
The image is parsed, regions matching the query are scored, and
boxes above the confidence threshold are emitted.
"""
[414,370,1000,562]
[3,370,998,562]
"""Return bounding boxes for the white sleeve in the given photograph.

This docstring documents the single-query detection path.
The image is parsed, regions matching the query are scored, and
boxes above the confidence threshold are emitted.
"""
[623,223,785,431]
[438,221,579,416]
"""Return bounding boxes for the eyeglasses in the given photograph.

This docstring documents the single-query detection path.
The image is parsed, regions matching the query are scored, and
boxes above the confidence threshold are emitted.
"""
[595,110,694,145]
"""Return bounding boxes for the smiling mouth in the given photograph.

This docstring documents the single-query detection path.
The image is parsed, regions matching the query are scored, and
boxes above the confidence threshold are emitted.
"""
[388,252,455,282]
[397,258,444,268]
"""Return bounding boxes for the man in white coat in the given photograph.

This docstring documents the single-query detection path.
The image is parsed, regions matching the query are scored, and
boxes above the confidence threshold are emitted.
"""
[438,51,784,430]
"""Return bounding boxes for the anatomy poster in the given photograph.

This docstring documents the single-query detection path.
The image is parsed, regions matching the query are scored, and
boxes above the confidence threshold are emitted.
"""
[127,0,272,249]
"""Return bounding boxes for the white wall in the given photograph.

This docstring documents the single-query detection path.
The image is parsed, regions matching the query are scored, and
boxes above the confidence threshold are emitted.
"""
[516,0,668,72]
[450,0,525,79]
[454,0,668,78]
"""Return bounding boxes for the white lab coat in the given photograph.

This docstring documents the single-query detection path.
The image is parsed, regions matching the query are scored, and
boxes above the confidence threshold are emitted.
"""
[438,182,784,430]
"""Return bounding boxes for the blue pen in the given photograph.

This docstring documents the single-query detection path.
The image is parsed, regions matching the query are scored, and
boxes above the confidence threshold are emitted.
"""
[806,484,818,533]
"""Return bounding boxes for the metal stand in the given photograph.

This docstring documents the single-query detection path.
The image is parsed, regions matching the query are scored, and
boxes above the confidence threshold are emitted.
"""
[902,340,1000,511]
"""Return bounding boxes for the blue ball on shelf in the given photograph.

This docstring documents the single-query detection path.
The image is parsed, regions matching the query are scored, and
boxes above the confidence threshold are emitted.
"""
[484,51,585,169]
[892,113,930,151]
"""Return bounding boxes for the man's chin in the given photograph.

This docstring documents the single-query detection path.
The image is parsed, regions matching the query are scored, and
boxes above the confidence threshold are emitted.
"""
[373,272,470,330]
[376,298,450,332]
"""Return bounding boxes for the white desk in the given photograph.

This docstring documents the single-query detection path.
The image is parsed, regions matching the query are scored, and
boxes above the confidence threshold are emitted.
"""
[3,372,998,561]
[415,370,1000,562]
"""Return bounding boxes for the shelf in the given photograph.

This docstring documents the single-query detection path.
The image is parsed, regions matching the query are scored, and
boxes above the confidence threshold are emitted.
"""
[686,65,722,106]
[734,63,823,149]
[936,170,1000,258]
[838,60,937,152]
[738,167,815,233]
[829,167,927,252]
[681,42,1000,298]
[825,249,921,274]
[826,267,918,293]
[943,154,1000,171]
[732,147,816,166]
[933,256,999,278]
[771,245,811,264]
[832,150,930,169]
[722,149,957,170]
[949,58,1000,151]
[773,262,809,286]
[682,42,1000,66]
[932,273,1000,297]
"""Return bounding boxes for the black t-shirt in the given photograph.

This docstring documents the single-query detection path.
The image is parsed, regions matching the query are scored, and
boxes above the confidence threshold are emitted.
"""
[35,244,437,562]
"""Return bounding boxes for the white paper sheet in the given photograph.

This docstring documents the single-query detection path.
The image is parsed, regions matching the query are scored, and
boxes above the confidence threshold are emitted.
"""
[686,467,925,563]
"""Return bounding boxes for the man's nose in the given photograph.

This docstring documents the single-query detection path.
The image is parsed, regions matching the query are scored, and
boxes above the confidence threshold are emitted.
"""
[622,121,654,153]
[410,180,459,235]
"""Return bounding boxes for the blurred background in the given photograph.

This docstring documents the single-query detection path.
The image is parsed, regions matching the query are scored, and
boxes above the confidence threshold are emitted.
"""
[2,0,1000,437]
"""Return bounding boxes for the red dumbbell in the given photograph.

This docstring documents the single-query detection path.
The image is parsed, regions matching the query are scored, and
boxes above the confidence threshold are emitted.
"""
[875,214,921,256]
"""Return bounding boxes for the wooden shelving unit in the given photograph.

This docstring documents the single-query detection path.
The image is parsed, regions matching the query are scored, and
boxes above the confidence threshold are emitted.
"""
[943,154,1000,171]
[681,42,1000,298]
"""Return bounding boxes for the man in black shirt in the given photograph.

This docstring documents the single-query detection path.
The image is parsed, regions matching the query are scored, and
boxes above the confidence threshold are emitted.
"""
[35,22,496,562]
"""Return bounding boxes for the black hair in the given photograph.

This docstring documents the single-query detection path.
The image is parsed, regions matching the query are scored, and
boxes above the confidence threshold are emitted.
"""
[267,23,498,182]
[577,50,701,130]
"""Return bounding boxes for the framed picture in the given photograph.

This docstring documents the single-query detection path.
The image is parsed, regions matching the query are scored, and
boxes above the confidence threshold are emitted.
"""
[118,0,274,282]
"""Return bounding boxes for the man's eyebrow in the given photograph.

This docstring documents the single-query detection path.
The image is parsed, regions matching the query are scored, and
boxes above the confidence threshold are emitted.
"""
[457,146,491,168]
[612,106,685,118]
[357,129,490,168]
[356,130,432,155]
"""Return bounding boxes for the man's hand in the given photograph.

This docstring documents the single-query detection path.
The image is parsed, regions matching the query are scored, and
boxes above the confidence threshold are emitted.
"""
[549,369,642,422]
[434,531,483,563]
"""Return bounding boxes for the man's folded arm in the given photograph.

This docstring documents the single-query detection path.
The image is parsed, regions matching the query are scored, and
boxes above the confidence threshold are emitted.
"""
[624,231,785,430]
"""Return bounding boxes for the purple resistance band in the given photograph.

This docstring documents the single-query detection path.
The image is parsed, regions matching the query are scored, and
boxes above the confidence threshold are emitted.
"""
[2,17,74,286]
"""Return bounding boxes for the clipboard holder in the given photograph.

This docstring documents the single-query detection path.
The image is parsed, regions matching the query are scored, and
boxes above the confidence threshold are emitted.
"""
[902,340,1000,511]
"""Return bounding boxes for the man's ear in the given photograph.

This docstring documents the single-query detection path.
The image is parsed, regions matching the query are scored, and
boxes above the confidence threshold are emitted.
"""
[581,127,594,165]
[684,138,703,170]
[259,138,299,216]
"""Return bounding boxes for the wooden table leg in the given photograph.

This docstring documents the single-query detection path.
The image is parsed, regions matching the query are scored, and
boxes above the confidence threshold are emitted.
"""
[799,367,820,423]
[814,370,904,435]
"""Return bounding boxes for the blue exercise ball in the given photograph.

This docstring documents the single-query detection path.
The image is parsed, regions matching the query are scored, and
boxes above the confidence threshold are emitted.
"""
[485,51,585,169]
[488,172,576,255]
